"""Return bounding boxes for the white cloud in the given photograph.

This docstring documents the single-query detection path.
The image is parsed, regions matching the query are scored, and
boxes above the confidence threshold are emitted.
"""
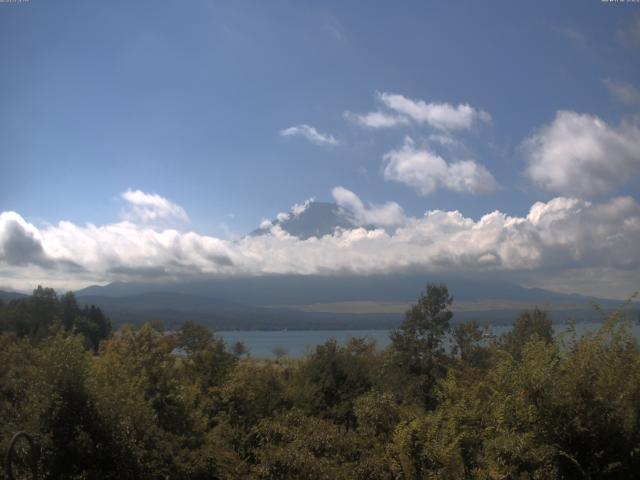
[276,212,290,223]
[280,124,338,146]
[523,111,640,196]
[346,92,491,132]
[383,137,499,195]
[259,218,273,230]
[428,133,457,146]
[121,189,189,224]
[344,110,409,128]
[378,92,491,131]
[291,198,315,217]
[269,198,316,228]
[0,211,51,267]
[331,187,406,227]
[1,194,638,297]
[346,96,495,196]
[603,79,640,106]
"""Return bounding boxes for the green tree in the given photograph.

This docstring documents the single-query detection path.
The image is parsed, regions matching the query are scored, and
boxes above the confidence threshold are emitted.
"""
[452,320,490,368]
[354,391,400,441]
[177,320,213,353]
[245,409,388,480]
[501,307,553,360]
[291,338,376,427]
[0,288,111,349]
[272,345,287,363]
[232,340,248,358]
[177,321,237,392]
[92,323,225,478]
[74,304,112,352]
[33,334,121,479]
[219,362,287,428]
[386,283,453,407]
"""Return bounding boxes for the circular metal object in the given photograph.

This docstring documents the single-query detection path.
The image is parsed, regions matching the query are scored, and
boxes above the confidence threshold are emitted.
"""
[4,431,38,480]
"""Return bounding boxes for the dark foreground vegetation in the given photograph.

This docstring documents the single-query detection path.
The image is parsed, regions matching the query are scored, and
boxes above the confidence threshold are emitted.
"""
[1,285,639,479]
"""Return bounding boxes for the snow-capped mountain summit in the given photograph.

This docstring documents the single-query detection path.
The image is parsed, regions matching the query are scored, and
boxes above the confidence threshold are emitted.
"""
[251,201,359,239]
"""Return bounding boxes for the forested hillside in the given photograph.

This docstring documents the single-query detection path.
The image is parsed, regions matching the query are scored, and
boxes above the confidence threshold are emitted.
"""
[1,285,639,479]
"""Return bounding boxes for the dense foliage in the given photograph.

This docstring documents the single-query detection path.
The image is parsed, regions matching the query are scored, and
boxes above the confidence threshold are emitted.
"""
[1,284,639,479]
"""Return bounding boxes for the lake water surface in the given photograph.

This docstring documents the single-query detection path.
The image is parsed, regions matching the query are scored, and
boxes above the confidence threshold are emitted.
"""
[219,321,640,358]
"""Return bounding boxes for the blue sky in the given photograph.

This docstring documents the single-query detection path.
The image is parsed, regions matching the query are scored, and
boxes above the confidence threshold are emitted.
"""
[1,1,639,296]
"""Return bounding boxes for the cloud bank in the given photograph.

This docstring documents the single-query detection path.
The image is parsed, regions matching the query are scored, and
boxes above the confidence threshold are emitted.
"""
[1,190,638,297]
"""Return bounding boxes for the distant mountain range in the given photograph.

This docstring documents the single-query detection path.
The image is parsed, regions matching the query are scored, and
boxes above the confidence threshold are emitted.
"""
[69,274,633,331]
[75,274,594,306]
[2,273,632,331]
[0,289,28,303]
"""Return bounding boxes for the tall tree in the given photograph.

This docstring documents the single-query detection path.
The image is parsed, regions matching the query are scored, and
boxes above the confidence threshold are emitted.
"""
[387,283,453,407]
[501,307,553,360]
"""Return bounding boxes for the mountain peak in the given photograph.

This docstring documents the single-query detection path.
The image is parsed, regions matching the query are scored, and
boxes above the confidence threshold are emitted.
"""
[251,201,356,239]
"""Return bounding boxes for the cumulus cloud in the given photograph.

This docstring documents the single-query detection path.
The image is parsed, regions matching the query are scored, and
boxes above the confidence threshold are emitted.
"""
[121,189,189,224]
[346,92,491,132]
[378,92,491,131]
[290,198,315,217]
[428,133,457,146]
[346,94,494,196]
[0,212,82,274]
[331,187,406,227]
[276,212,290,223]
[259,218,273,230]
[382,137,499,195]
[260,198,316,230]
[0,212,53,268]
[2,193,638,296]
[523,111,640,196]
[603,79,640,106]
[343,110,409,128]
[280,124,338,146]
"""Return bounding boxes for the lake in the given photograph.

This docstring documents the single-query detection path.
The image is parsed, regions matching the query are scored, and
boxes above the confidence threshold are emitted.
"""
[219,321,640,358]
